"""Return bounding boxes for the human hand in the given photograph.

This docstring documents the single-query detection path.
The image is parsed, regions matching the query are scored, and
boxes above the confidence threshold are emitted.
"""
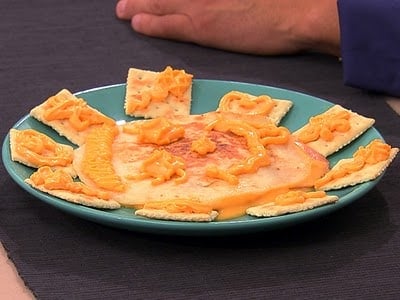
[115,0,340,56]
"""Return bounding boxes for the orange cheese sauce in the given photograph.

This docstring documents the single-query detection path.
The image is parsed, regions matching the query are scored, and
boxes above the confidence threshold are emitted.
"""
[274,190,327,205]
[133,149,187,185]
[298,110,351,143]
[43,95,114,131]
[123,117,185,145]
[13,129,73,167]
[157,66,193,98]
[315,139,391,188]
[191,135,217,155]
[218,91,275,116]
[257,125,291,146]
[30,166,111,200]
[81,124,125,192]
[214,187,291,220]
[204,118,270,182]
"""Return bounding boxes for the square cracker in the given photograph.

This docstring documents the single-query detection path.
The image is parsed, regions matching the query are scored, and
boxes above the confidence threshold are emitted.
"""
[26,178,121,209]
[315,147,398,191]
[246,194,338,217]
[124,67,193,119]
[293,105,375,157]
[30,89,115,146]
[9,128,74,169]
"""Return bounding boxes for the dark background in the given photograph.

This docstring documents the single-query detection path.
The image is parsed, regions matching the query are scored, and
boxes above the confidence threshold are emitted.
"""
[1,1,399,299]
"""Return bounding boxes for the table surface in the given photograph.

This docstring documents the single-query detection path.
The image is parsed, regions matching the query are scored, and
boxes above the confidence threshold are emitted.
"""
[1,1,399,299]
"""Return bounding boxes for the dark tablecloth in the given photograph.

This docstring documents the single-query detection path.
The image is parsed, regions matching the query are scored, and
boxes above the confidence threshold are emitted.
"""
[1,1,399,299]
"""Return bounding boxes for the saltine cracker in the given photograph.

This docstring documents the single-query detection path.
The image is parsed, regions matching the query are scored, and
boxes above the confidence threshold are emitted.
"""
[124,67,193,119]
[315,147,398,191]
[246,194,338,217]
[135,209,218,222]
[30,89,115,146]
[293,105,375,157]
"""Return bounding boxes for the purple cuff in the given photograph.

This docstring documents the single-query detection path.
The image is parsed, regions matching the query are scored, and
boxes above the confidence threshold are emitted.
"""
[337,0,400,96]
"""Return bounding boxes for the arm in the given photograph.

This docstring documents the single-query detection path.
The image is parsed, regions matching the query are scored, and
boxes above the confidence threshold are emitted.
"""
[115,0,340,56]
[338,0,400,96]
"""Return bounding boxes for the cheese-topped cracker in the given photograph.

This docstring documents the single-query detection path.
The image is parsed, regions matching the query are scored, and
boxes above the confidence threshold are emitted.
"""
[293,105,375,157]
[246,191,338,217]
[124,66,193,118]
[30,89,115,146]
[10,128,74,169]
[26,167,120,209]
[315,139,399,191]
[135,199,218,222]
[217,91,293,125]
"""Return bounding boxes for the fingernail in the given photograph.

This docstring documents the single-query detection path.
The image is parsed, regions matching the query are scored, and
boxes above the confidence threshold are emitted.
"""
[131,15,141,30]
[116,0,127,18]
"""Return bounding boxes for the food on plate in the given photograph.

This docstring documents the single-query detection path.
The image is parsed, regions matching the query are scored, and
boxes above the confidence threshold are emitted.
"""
[9,128,74,169]
[217,90,293,125]
[30,88,115,146]
[7,66,399,222]
[26,166,121,209]
[314,139,399,190]
[124,66,193,118]
[76,124,126,193]
[293,105,375,157]
[246,190,339,217]
[72,112,330,220]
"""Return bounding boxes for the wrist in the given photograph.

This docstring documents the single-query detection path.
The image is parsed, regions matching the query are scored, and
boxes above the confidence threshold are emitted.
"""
[298,0,341,56]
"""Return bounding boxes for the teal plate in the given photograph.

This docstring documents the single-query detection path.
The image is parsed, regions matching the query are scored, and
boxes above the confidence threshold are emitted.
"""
[2,80,384,236]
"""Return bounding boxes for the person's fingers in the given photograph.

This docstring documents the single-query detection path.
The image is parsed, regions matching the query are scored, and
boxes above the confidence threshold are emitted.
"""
[115,0,129,19]
[116,0,183,20]
[131,13,194,42]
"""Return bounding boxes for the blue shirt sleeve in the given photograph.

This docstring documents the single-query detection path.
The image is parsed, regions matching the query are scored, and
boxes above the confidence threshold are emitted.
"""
[337,0,400,96]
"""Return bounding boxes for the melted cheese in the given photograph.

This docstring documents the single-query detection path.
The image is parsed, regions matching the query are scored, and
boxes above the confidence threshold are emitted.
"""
[218,91,275,116]
[43,95,114,131]
[298,110,351,143]
[30,166,111,199]
[157,66,193,98]
[204,118,270,183]
[133,149,187,185]
[191,135,217,155]
[123,117,185,145]
[213,187,291,220]
[274,190,327,205]
[251,122,291,146]
[13,129,73,167]
[314,139,391,188]
[81,124,125,192]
